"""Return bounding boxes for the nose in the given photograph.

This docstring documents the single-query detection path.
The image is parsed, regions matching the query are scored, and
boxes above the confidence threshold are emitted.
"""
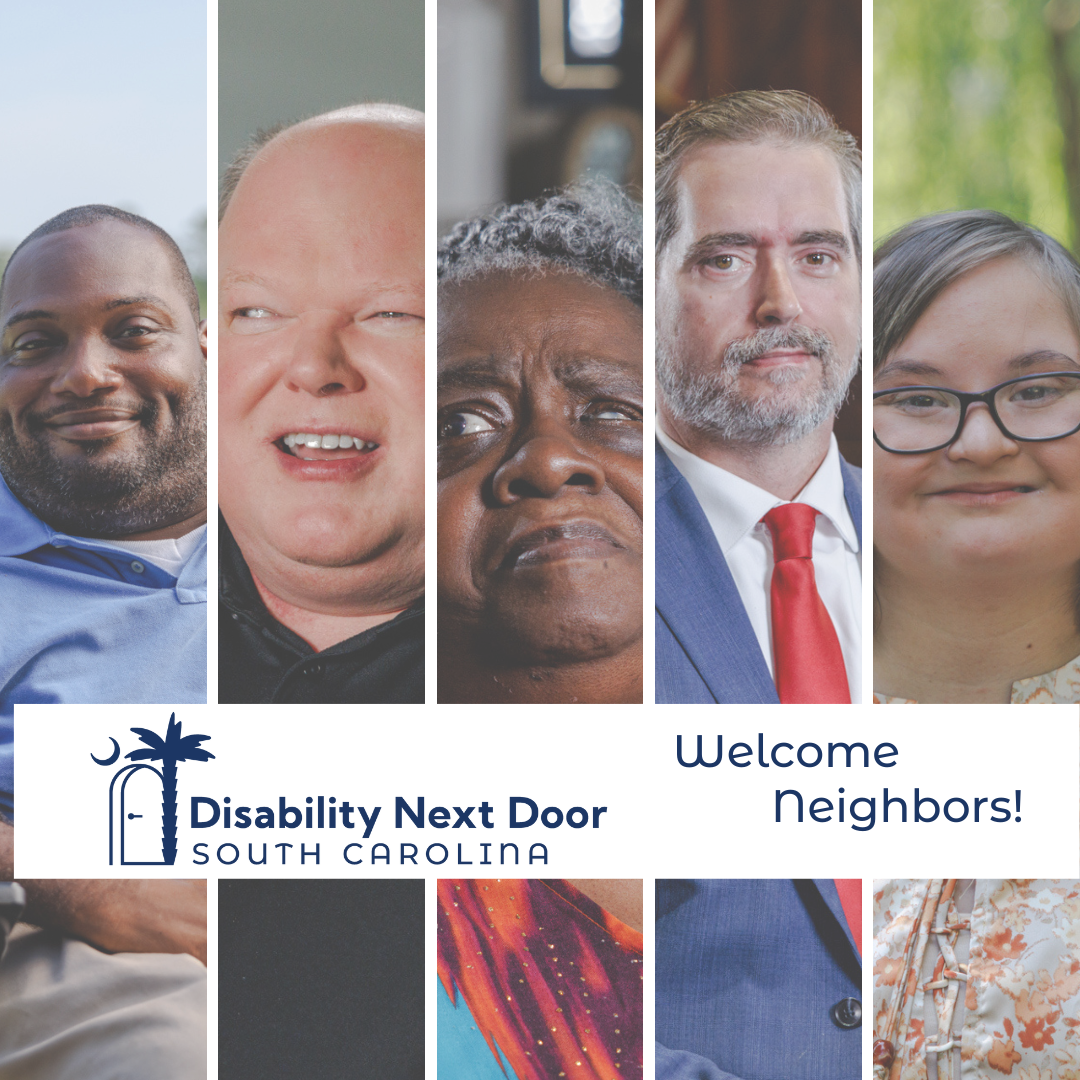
[284,318,366,396]
[491,431,606,503]
[754,255,802,326]
[947,403,1021,465]
[49,337,123,397]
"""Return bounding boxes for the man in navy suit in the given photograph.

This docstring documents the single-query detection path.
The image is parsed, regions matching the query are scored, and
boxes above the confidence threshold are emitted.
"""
[656,879,862,1080]
[654,91,862,704]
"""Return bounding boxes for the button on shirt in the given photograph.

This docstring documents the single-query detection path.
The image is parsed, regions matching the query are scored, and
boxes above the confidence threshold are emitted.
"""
[656,425,862,702]
[0,477,207,819]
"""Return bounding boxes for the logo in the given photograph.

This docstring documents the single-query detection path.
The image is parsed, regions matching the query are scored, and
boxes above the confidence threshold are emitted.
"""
[92,713,214,866]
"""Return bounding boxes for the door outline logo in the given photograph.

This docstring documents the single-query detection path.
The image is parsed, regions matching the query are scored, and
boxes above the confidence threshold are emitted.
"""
[93,713,214,866]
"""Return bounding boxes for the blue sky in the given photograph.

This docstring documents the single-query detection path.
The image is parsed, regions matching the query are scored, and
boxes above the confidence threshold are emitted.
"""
[0,0,206,266]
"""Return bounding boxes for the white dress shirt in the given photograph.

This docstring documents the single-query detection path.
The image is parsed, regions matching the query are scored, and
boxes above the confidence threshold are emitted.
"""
[657,425,862,702]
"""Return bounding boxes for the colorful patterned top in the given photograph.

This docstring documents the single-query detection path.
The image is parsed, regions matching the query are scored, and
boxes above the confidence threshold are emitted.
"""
[438,879,643,1080]
[873,655,1080,704]
[873,879,1080,1080]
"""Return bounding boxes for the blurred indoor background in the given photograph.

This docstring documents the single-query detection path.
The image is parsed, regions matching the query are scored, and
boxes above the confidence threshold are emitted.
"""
[438,0,643,236]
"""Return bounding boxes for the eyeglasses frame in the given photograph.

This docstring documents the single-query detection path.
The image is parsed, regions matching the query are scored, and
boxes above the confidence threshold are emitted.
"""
[872,370,1080,454]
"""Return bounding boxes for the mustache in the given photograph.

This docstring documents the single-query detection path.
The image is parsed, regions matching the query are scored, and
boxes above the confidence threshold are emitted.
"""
[723,325,835,368]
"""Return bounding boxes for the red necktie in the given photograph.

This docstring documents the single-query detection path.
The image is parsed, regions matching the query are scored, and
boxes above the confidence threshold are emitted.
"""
[762,503,851,704]
[833,878,862,956]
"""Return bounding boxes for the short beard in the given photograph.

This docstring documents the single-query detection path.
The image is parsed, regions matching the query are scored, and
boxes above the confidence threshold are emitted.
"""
[0,378,207,538]
[657,324,858,447]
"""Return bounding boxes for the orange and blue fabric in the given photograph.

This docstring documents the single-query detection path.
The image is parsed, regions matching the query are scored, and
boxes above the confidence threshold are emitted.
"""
[438,879,643,1080]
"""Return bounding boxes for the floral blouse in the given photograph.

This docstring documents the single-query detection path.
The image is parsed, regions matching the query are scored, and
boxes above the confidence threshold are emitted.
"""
[873,879,1080,1080]
[873,656,1080,704]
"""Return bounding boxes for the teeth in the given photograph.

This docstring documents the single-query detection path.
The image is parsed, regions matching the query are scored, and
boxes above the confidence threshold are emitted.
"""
[281,433,377,454]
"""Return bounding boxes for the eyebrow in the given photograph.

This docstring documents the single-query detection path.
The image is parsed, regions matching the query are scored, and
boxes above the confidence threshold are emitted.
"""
[437,355,518,394]
[877,349,1080,383]
[874,358,944,381]
[1010,348,1080,372]
[554,355,643,395]
[684,229,851,267]
[684,232,758,265]
[795,230,851,253]
[2,308,57,332]
[221,270,421,301]
[104,295,171,312]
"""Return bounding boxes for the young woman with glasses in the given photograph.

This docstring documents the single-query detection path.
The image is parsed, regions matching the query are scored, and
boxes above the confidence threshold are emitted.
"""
[873,210,1080,703]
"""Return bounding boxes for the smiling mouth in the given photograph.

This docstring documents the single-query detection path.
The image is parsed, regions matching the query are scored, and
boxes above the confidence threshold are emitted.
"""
[501,522,625,569]
[43,409,143,441]
[277,431,380,461]
[931,483,1037,504]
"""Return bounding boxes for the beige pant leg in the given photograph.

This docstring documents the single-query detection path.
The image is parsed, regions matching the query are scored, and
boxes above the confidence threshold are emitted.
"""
[0,925,206,1080]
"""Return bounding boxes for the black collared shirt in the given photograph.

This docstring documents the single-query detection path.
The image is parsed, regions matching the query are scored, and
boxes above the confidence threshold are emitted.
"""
[218,518,424,703]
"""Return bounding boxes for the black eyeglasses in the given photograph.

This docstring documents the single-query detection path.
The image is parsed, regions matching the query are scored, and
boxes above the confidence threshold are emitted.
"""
[873,371,1080,454]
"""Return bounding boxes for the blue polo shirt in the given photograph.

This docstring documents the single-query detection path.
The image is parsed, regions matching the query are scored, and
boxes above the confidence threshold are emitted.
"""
[0,476,207,819]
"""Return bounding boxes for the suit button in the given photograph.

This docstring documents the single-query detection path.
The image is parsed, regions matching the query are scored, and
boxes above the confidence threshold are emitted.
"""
[301,661,324,678]
[830,997,861,1029]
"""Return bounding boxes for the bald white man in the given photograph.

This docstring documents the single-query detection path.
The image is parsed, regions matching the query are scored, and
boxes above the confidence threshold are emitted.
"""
[654,91,863,705]
[218,105,425,703]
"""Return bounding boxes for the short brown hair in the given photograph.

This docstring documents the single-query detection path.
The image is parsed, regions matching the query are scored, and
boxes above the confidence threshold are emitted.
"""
[655,90,861,258]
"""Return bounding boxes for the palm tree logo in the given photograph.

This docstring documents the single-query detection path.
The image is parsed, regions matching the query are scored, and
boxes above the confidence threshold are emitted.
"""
[96,713,214,866]
[125,714,214,865]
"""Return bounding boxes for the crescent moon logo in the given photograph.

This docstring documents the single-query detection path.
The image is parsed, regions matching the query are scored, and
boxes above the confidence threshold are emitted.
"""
[91,738,121,767]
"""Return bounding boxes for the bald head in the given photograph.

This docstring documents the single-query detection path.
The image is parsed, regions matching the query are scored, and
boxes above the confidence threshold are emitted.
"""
[219,104,424,222]
[217,103,426,613]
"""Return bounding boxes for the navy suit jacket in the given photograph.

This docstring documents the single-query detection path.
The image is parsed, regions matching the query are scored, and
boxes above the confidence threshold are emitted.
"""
[655,879,862,1080]
[655,444,862,703]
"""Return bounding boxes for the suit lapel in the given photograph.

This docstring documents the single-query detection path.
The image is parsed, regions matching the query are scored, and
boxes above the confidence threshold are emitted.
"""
[840,457,862,547]
[811,877,862,971]
[655,446,778,703]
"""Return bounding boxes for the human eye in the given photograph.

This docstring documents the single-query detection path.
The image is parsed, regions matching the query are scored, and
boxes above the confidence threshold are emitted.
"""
[229,306,285,335]
[438,409,497,439]
[702,253,744,272]
[114,318,163,345]
[877,388,953,414]
[584,400,644,422]
[803,251,835,267]
[4,328,63,365]
[363,310,424,338]
[1006,376,1075,406]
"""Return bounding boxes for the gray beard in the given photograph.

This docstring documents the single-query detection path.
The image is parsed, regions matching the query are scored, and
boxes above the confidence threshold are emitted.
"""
[657,324,858,447]
[0,379,207,538]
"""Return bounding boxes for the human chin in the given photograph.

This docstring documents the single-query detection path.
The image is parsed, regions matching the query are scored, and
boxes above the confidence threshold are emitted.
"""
[263,487,408,568]
[476,552,643,666]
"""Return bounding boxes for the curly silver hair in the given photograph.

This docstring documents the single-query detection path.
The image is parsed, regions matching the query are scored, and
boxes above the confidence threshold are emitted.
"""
[437,183,643,307]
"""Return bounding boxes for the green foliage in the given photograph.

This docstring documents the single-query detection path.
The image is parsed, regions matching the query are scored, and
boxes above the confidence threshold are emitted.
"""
[875,0,1080,250]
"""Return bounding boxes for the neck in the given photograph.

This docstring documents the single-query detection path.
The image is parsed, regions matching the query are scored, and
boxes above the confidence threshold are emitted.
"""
[115,508,208,541]
[874,561,1080,703]
[253,574,413,651]
[238,533,424,652]
[438,635,643,704]
[659,407,833,500]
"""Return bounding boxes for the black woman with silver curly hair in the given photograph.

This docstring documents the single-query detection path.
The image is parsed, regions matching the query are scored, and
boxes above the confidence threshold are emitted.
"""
[437,183,644,703]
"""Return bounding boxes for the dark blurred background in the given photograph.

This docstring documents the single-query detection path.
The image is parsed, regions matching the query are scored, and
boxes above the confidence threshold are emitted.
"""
[656,0,862,464]
[439,0,644,236]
